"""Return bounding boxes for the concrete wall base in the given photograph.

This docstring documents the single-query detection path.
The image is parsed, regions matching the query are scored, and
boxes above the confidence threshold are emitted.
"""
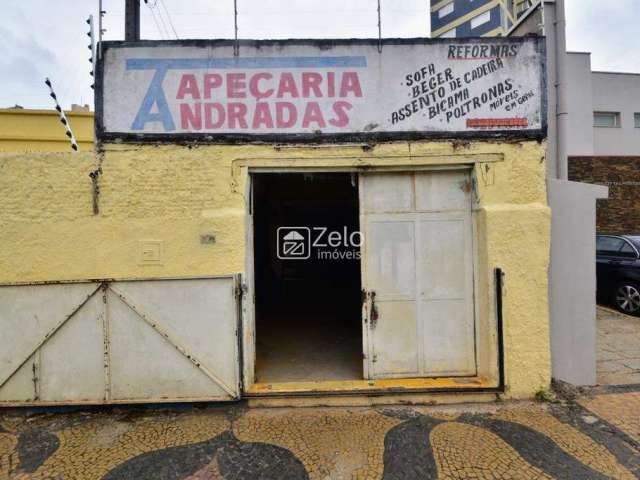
[548,179,608,386]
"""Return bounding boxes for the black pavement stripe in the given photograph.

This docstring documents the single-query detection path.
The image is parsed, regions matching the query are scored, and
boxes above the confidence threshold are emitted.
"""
[16,428,60,474]
[549,402,640,479]
[458,413,610,480]
[382,415,444,480]
[101,430,309,480]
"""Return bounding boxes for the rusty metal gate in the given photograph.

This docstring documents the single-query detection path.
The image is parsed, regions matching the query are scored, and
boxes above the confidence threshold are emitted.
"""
[0,277,241,406]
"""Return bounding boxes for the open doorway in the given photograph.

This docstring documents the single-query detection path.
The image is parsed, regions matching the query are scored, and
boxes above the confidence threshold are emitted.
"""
[252,172,362,383]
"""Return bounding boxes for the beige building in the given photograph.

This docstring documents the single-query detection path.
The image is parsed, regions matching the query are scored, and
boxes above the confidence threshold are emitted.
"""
[0,106,94,153]
[0,37,552,407]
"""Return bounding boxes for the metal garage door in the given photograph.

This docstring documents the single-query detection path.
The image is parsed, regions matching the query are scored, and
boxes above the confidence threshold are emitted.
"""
[0,277,241,405]
[360,170,477,379]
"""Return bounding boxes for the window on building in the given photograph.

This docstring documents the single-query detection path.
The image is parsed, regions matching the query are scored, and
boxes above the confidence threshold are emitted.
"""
[470,10,492,29]
[440,28,457,38]
[438,2,454,18]
[635,113,640,128]
[593,112,620,128]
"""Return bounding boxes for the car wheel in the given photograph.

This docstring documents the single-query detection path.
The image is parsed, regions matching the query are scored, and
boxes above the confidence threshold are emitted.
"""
[614,282,640,316]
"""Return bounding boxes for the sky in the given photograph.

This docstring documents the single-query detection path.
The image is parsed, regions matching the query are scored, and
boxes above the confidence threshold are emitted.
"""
[1,0,639,110]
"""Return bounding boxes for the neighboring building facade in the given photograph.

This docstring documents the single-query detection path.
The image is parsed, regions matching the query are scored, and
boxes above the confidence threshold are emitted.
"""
[0,107,94,152]
[0,38,553,407]
[562,53,640,234]
[569,157,640,234]
[564,55,640,157]
[431,0,535,38]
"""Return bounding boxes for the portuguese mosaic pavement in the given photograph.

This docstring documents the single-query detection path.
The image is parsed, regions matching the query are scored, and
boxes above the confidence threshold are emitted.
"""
[1,388,639,479]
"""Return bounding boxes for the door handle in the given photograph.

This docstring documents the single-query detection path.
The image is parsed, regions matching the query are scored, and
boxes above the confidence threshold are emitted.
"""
[370,291,379,325]
[361,290,378,327]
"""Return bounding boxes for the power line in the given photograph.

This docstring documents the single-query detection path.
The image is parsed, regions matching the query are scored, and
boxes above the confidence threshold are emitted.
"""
[158,0,179,38]
[153,2,173,39]
[145,0,167,38]
[151,8,167,38]
[144,0,178,39]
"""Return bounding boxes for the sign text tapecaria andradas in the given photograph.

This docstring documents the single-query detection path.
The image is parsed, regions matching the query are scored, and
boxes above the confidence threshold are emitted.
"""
[173,71,363,131]
[98,38,546,141]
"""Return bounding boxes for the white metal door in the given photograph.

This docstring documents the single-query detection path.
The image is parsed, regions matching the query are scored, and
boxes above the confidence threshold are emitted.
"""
[360,170,476,379]
[0,277,241,405]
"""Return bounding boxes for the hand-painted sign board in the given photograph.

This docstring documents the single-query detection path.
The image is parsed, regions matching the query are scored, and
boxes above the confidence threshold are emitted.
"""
[96,38,546,143]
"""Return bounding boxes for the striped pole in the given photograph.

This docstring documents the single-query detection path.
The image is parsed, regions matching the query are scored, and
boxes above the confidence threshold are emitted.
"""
[44,78,78,152]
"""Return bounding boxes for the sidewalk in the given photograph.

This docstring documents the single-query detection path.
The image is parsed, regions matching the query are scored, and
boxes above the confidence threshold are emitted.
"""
[1,387,639,479]
[597,306,640,385]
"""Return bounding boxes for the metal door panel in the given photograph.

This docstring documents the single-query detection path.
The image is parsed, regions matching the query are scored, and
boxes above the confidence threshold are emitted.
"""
[364,216,420,378]
[370,301,420,378]
[418,217,467,300]
[39,293,105,402]
[361,171,477,379]
[108,290,229,400]
[366,218,416,300]
[0,283,99,389]
[0,357,36,402]
[415,170,469,211]
[361,173,413,213]
[107,279,239,401]
[112,279,239,395]
[421,299,475,375]
[0,277,241,405]
[418,216,475,375]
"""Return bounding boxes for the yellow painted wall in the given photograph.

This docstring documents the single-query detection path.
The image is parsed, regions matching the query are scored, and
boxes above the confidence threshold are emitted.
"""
[0,108,94,152]
[0,139,551,399]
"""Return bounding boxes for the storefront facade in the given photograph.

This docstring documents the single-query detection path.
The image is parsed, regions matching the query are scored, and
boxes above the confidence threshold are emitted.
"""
[0,38,551,405]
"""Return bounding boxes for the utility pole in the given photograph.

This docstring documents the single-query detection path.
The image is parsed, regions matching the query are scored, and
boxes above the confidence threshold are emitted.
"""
[554,0,568,180]
[125,0,141,41]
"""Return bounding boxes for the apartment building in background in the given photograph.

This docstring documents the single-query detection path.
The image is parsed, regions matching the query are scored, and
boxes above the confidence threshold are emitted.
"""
[431,0,536,38]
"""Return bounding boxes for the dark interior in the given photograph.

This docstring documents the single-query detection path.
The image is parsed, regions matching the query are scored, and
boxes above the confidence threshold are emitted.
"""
[252,172,362,382]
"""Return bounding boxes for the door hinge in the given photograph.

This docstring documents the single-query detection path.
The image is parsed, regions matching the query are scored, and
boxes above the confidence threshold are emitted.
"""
[235,283,248,299]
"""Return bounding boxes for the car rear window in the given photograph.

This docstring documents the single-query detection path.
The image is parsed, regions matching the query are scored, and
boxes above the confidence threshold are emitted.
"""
[597,236,625,253]
[620,242,636,254]
[626,236,640,250]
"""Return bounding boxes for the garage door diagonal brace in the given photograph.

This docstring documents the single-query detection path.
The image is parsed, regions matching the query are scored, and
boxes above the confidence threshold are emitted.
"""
[0,284,103,391]
[108,285,238,398]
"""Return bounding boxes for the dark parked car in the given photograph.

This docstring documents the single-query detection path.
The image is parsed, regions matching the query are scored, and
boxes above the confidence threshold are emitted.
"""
[596,235,640,316]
